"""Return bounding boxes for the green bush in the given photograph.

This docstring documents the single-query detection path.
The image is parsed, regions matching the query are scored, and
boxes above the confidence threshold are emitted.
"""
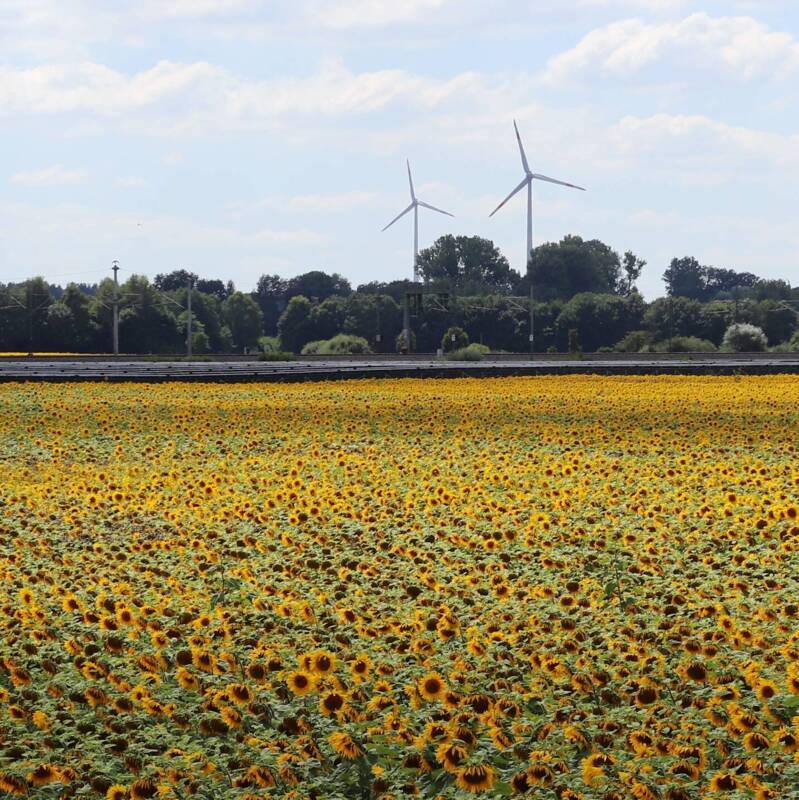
[395,330,416,353]
[441,326,469,353]
[721,323,768,352]
[258,335,281,353]
[444,344,486,361]
[258,350,295,361]
[653,336,717,353]
[614,330,653,353]
[771,331,799,352]
[301,334,372,355]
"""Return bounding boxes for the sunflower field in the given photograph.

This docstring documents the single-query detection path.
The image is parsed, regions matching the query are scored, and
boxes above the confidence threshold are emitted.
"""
[1,376,798,799]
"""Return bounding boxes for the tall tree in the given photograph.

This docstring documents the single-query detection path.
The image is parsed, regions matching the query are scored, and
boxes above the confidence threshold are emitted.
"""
[285,271,351,303]
[255,274,288,335]
[528,236,622,301]
[222,292,263,351]
[417,235,519,294]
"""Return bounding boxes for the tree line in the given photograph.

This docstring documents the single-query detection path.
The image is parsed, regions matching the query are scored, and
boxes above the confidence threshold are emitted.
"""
[1,234,797,354]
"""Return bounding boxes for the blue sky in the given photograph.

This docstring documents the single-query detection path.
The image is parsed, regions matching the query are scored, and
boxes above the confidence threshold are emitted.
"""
[1,0,797,298]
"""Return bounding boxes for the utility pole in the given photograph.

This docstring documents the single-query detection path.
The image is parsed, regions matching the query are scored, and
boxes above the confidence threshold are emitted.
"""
[112,261,119,356]
[529,281,535,357]
[403,293,411,354]
[186,276,193,358]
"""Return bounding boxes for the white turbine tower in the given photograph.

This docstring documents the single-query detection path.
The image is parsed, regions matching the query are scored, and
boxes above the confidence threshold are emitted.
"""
[382,160,454,283]
[489,120,585,270]
[490,120,585,354]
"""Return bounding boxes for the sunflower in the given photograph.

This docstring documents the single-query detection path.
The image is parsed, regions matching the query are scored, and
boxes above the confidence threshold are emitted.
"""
[28,764,58,786]
[106,786,128,800]
[227,683,252,705]
[455,765,495,794]
[418,672,447,702]
[244,766,275,788]
[773,727,799,752]
[0,773,27,796]
[310,650,337,676]
[634,686,659,707]
[176,668,200,692]
[129,778,157,799]
[436,742,468,773]
[708,772,738,792]
[743,732,770,752]
[755,680,778,700]
[287,670,315,696]
[219,706,242,728]
[328,731,363,759]
[350,655,372,682]
[319,691,346,716]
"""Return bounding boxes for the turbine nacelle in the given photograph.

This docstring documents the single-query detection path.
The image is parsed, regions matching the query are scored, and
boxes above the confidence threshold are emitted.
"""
[489,121,585,219]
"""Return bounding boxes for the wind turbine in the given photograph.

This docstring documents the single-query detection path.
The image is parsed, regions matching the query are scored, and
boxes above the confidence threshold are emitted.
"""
[382,160,454,283]
[489,120,585,269]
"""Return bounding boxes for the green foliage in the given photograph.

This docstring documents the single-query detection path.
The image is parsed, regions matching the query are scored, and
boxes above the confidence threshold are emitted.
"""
[395,329,416,353]
[444,343,486,361]
[258,335,281,352]
[277,295,314,353]
[664,257,760,301]
[417,235,520,294]
[301,334,372,355]
[770,331,799,352]
[222,292,263,351]
[722,323,768,352]
[441,326,469,352]
[555,292,645,352]
[258,349,295,361]
[614,330,653,353]
[528,236,627,301]
[653,336,718,353]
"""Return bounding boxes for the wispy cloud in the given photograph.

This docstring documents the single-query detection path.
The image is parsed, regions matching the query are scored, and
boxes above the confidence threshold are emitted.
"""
[10,165,88,186]
[316,0,450,28]
[542,13,799,84]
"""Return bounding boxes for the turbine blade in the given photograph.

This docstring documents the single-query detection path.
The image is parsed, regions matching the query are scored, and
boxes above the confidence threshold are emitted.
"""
[514,120,531,174]
[417,200,454,218]
[532,173,586,191]
[489,177,529,217]
[381,202,415,231]
[407,160,416,201]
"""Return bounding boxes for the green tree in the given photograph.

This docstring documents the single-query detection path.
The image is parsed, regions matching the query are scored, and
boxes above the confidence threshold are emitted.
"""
[117,275,181,353]
[285,271,351,302]
[255,274,288,335]
[663,257,706,300]
[417,235,519,294]
[555,293,645,352]
[528,236,622,301]
[619,251,646,295]
[644,296,703,342]
[223,292,264,351]
[277,295,315,353]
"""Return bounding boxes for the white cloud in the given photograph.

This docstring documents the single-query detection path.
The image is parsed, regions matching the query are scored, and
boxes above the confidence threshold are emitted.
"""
[317,0,449,28]
[10,165,87,186]
[0,57,513,136]
[608,114,799,186]
[543,12,799,83]
[0,60,221,117]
